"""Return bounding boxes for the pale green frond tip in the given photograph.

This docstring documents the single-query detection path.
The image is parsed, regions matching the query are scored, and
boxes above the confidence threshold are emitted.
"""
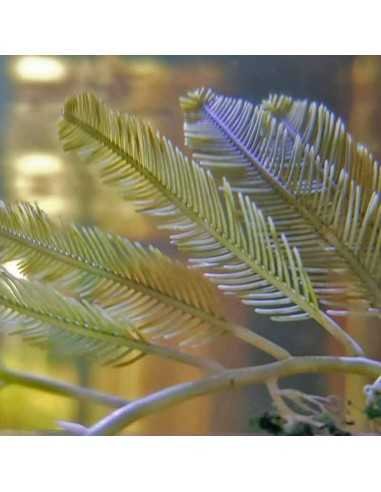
[179,87,214,112]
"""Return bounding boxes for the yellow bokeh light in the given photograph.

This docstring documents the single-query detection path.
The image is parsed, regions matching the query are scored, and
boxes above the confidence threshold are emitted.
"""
[15,153,63,176]
[127,59,166,77]
[12,56,67,83]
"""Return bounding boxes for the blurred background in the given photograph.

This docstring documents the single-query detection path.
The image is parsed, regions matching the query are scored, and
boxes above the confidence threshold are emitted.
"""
[0,55,380,434]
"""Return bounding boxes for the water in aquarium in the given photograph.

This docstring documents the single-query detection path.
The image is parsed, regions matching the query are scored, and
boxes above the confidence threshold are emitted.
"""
[0,55,380,435]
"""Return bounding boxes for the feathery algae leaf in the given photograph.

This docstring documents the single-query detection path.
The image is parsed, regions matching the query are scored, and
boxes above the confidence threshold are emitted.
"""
[0,270,219,369]
[58,93,362,355]
[0,201,228,348]
[181,88,381,319]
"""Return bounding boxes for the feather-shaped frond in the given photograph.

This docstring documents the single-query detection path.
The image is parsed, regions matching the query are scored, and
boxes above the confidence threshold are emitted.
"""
[262,93,381,202]
[57,93,362,357]
[0,202,227,348]
[0,270,216,369]
[181,88,381,319]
